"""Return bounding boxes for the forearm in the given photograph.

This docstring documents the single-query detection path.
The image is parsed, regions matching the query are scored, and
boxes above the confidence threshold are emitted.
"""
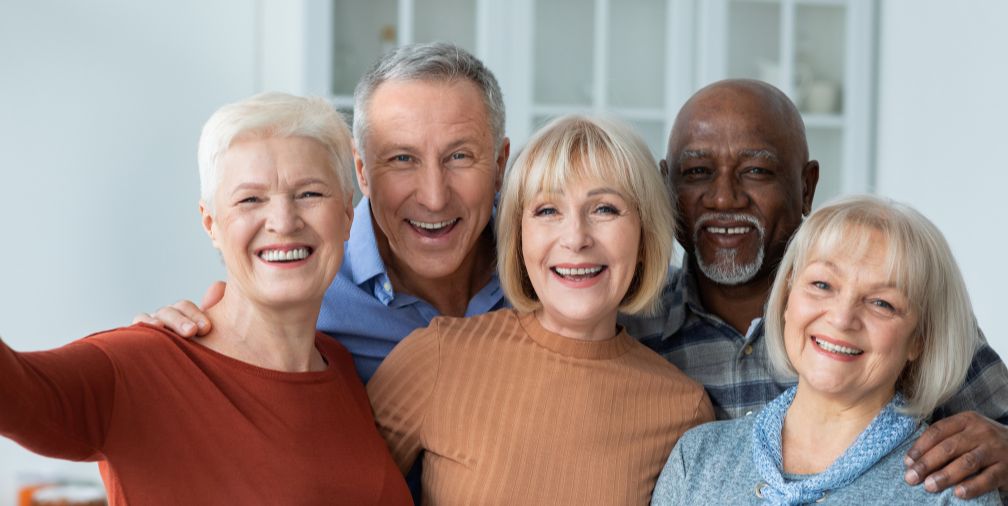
[0,338,115,460]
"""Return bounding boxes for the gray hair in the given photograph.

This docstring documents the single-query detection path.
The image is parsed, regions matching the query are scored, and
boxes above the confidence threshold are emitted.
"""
[764,195,979,419]
[352,42,506,155]
[197,92,355,212]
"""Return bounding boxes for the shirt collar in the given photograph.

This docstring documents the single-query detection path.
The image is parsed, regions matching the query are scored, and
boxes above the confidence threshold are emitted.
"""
[661,253,765,342]
[344,197,388,287]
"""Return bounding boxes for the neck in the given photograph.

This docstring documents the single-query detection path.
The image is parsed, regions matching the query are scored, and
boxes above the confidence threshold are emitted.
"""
[381,226,496,317]
[780,382,893,474]
[200,287,326,373]
[692,258,774,335]
[534,309,619,342]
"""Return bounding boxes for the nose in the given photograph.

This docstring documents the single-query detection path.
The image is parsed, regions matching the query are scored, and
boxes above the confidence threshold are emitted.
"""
[825,297,863,332]
[265,197,303,235]
[415,164,450,212]
[702,171,748,211]
[560,214,593,252]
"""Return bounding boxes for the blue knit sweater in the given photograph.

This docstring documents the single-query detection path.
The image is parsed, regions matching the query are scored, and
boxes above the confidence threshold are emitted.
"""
[651,415,1000,505]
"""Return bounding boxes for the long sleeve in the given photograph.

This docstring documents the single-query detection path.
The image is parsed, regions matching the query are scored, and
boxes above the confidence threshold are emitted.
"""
[0,337,116,460]
[367,322,441,474]
[933,329,1008,424]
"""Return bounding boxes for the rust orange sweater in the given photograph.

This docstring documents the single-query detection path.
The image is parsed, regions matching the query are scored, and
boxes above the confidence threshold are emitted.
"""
[367,309,714,505]
[0,324,411,505]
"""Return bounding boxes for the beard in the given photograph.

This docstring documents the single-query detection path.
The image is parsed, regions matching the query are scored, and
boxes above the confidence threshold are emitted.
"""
[692,212,766,286]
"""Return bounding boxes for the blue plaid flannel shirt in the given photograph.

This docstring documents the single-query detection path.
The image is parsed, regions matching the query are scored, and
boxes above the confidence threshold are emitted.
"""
[621,257,1008,423]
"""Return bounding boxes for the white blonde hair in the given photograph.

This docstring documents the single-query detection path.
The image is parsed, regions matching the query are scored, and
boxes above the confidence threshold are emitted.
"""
[496,115,675,316]
[765,195,978,418]
[197,92,355,211]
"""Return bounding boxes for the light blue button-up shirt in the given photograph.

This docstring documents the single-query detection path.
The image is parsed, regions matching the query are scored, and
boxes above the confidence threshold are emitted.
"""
[318,198,507,383]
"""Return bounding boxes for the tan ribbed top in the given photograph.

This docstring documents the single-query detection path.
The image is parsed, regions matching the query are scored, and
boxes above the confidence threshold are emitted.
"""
[367,309,714,505]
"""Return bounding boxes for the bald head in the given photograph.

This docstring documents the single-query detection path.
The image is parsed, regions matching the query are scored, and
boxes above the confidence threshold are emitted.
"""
[668,79,809,171]
[664,79,819,288]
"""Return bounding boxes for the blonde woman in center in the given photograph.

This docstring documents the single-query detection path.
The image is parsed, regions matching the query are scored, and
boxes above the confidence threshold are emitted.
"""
[367,115,713,505]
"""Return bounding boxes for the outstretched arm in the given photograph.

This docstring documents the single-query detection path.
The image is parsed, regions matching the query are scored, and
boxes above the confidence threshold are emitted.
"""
[132,281,225,337]
[0,337,116,460]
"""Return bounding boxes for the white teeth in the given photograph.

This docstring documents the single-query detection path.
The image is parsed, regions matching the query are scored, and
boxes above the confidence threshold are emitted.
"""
[260,247,310,262]
[409,218,458,230]
[706,226,751,235]
[554,266,604,277]
[814,337,863,356]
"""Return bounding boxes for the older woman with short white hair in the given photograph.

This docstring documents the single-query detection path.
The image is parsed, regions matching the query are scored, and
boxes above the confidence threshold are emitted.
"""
[652,195,999,505]
[367,114,713,505]
[0,92,411,505]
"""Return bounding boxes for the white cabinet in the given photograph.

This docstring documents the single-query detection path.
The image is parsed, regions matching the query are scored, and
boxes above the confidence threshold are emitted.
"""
[304,0,874,205]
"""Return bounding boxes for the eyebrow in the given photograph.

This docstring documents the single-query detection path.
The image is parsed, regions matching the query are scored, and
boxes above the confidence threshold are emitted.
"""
[738,149,780,163]
[230,178,329,194]
[678,149,711,165]
[807,260,900,290]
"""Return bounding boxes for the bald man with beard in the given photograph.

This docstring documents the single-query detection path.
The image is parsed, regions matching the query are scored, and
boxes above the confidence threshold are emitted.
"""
[622,79,1008,500]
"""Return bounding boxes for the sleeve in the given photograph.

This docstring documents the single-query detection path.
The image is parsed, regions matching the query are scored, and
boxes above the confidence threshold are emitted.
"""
[650,433,692,506]
[933,329,1008,425]
[366,321,442,474]
[0,337,116,461]
[691,389,716,427]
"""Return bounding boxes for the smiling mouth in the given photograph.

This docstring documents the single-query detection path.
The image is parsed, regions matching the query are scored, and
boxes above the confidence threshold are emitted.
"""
[704,225,753,235]
[551,265,606,281]
[258,247,313,263]
[812,336,864,356]
[408,218,459,236]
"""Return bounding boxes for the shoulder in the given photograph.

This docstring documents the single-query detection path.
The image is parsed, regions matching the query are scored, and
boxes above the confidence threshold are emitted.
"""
[417,308,522,345]
[80,323,185,355]
[678,417,752,453]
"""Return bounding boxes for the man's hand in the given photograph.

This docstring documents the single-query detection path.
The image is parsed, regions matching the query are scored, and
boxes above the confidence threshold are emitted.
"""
[132,282,226,337]
[904,410,1008,499]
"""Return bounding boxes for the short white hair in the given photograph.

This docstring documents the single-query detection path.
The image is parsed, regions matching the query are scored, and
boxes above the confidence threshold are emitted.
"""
[765,195,978,418]
[197,92,355,211]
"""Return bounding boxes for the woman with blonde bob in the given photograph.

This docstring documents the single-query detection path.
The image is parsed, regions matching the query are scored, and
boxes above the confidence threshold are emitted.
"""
[368,115,713,505]
[652,195,999,505]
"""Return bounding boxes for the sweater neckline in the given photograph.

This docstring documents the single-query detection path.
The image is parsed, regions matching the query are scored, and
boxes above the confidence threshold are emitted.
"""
[517,310,635,360]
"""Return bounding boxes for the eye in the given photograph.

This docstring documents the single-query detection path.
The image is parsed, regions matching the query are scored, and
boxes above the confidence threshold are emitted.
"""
[297,191,323,199]
[533,206,558,217]
[449,152,468,160]
[680,166,712,178]
[594,203,620,215]
[390,154,413,163]
[743,166,772,176]
[811,280,830,290]
[237,196,261,205]
[870,298,896,312]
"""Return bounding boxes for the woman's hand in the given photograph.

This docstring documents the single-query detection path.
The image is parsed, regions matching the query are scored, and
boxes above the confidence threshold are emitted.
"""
[904,410,1008,499]
[132,282,226,337]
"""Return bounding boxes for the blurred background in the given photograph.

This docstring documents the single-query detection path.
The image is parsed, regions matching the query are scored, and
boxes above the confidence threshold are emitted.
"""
[1,0,1006,503]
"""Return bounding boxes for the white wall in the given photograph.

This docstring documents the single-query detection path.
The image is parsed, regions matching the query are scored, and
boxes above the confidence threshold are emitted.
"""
[876,1,1008,357]
[0,1,256,503]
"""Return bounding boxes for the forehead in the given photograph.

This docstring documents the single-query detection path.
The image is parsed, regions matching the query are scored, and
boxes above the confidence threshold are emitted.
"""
[364,79,493,150]
[672,90,796,161]
[217,136,334,185]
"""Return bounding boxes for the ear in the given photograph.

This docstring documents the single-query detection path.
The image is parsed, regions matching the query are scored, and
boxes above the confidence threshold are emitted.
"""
[907,334,924,362]
[199,200,220,249]
[353,141,370,198]
[801,160,820,216]
[341,198,354,242]
[494,137,511,192]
